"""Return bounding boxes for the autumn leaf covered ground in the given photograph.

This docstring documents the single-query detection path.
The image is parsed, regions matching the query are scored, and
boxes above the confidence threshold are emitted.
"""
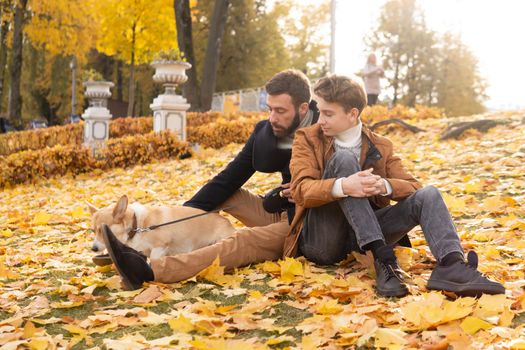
[1,111,525,349]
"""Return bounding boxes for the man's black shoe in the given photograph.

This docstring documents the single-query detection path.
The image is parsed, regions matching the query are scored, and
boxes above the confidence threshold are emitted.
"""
[92,254,113,266]
[374,259,409,297]
[427,251,505,297]
[102,224,154,290]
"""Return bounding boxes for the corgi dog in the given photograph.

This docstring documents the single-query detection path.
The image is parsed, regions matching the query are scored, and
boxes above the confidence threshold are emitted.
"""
[88,195,235,259]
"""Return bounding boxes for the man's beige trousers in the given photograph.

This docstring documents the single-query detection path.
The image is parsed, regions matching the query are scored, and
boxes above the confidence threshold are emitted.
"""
[151,189,289,283]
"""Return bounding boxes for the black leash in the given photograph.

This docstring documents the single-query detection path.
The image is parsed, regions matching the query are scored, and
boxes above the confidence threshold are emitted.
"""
[127,204,239,240]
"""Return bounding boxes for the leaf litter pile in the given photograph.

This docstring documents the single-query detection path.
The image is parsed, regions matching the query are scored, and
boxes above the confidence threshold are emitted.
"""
[1,111,525,349]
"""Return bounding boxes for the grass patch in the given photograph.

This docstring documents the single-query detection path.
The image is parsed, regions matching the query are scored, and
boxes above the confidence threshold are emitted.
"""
[44,323,69,337]
[0,310,13,321]
[43,301,95,320]
[260,302,312,327]
[45,292,67,303]
[236,328,279,339]
[147,301,180,314]
[282,327,303,340]
[512,312,525,327]
[140,323,173,340]
[276,293,295,302]
[92,286,112,297]
[220,293,247,306]
[92,297,118,310]
[42,270,80,286]
[269,341,295,349]
[175,282,200,296]
[201,289,247,306]
[241,280,273,294]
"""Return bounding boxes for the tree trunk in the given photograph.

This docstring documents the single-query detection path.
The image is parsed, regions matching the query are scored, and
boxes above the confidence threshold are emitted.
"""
[174,0,200,110]
[392,60,400,105]
[405,55,416,106]
[71,55,77,117]
[8,0,27,127]
[200,0,230,111]
[127,27,136,117]
[135,80,141,116]
[116,59,123,101]
[0,5,10,112]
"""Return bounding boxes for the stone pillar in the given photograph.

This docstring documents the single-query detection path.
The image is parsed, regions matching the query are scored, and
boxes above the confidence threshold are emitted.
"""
[82,81,114,147]
[150,61,192,141]
[151,88,190,141]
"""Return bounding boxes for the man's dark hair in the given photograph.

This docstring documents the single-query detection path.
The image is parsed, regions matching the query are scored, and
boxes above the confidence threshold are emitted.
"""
[314,75,367,115]
[265,69,311,108]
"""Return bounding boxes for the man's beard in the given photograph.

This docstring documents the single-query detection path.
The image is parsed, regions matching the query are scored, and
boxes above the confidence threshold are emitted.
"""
[273,110,301,138]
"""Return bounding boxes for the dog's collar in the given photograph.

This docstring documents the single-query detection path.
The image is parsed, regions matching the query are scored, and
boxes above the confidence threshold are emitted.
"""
[126,210,154,240]
[127,213,138,241]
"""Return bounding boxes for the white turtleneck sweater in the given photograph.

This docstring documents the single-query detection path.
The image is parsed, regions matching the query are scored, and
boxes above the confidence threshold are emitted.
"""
[331,121,392,198]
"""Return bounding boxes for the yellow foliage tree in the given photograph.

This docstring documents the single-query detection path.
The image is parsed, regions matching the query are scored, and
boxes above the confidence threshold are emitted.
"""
[96,0,178,117]
[16,0,100,124]
[25,0,100,59]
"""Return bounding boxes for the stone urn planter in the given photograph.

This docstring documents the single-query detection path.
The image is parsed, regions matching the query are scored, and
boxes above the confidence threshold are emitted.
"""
[82,80,114,145]
[150,60,192,141]
[152,60,192,88]
[83,81,114,103]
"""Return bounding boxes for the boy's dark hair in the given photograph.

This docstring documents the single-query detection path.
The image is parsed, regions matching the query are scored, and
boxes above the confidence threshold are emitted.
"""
[265,69,311,108]
[313,75,367,115]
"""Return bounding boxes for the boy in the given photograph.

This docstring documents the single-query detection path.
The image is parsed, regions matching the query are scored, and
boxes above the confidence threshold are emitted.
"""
[285,74,504,297]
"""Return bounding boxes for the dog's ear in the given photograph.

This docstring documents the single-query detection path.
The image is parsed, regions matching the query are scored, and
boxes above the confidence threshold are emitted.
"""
[113,195,129,222]
[86,202,99,215]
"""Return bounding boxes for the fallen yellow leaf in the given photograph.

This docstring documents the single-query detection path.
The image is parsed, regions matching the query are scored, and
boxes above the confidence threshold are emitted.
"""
[27,338,49,350]
[460,316,493,334]
[0,228,13,237]
[508,338,525,350]
[31,212,52,226]
[168,315,195,333]
[23,321,37,338]
[50,301,84,309]
[279,257,303,282]
[316,299,343,315]
[70,207,90,219]
[133,285,162,304]
[62,324,87,337]
[374,327,408,348]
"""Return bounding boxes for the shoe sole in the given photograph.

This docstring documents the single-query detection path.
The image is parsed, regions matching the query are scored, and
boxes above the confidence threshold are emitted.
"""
[427,280,505,297]
[92,254,112,266]
[102,229,136,291]
[376,287,409,298]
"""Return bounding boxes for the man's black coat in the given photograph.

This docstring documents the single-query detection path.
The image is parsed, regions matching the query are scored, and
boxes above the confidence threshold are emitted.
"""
[184,101,319,221]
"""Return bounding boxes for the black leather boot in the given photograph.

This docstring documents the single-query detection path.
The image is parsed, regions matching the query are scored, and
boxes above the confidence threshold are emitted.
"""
[373,245,409,297]
[427,251,505,297]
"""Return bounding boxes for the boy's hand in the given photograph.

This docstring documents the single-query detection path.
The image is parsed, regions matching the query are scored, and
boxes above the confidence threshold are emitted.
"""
[342,168,385,197]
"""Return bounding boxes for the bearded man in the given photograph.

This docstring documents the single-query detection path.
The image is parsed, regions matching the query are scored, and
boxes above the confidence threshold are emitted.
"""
[101,69,320,290]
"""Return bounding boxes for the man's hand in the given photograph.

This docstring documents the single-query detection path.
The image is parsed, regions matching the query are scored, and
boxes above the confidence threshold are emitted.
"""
[341,168,386,197]
[281,183,295,203]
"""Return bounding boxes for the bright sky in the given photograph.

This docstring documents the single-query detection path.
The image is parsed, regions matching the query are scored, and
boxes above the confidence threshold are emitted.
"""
[334,0,525,110]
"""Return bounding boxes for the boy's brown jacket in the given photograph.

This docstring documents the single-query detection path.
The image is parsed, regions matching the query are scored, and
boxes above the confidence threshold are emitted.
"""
[283,123,422,258]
